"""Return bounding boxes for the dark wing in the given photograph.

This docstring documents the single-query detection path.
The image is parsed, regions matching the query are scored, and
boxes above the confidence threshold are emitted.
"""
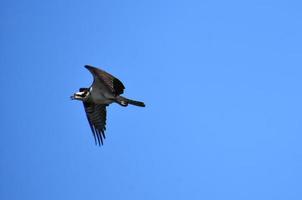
[85,65,125,96]
[83,102,108,146]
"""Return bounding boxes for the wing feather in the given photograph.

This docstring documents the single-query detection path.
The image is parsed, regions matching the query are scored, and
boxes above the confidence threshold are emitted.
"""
[85,65,125,95]
[83,102,108,146]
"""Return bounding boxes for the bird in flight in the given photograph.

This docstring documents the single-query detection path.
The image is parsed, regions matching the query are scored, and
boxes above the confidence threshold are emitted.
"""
[71,65,145,146]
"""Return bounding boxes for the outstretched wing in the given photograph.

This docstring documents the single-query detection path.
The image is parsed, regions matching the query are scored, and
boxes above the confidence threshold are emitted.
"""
[83,102,108,146]
[85,65,125,96]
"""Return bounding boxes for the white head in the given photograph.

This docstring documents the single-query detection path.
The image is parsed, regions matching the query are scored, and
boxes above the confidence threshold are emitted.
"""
[71,88,90,101]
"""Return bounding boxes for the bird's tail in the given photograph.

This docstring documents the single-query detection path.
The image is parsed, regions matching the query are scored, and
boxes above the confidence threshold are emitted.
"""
[116,96,145,107]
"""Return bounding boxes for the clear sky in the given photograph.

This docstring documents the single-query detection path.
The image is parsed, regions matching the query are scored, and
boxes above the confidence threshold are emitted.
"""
[1,0,302,199]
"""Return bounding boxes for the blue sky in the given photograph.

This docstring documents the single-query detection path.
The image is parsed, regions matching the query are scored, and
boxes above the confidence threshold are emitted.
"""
[1,0,302,199]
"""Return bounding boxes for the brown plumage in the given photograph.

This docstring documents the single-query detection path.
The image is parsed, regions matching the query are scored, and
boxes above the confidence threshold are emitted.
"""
[85,65,125,96]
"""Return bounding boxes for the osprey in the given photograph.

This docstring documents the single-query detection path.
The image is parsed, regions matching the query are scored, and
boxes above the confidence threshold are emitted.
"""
[71,65,145,145]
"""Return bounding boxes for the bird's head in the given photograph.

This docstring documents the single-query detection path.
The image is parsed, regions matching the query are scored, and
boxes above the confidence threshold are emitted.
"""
[71,88,90,101]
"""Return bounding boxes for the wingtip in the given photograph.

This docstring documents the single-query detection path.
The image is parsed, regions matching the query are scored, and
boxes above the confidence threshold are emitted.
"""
[84,64,94,69]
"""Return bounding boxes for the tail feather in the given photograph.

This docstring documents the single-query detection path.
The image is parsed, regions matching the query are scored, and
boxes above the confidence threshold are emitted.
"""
[126,99,145,107]
[116,96,145,107]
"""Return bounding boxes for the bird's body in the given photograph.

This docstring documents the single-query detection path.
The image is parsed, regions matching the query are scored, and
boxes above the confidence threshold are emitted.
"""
[90,87,115,104]
[71,65,145,145]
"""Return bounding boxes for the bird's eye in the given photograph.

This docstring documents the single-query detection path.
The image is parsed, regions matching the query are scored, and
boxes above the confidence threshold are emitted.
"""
[81,91,88,97]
